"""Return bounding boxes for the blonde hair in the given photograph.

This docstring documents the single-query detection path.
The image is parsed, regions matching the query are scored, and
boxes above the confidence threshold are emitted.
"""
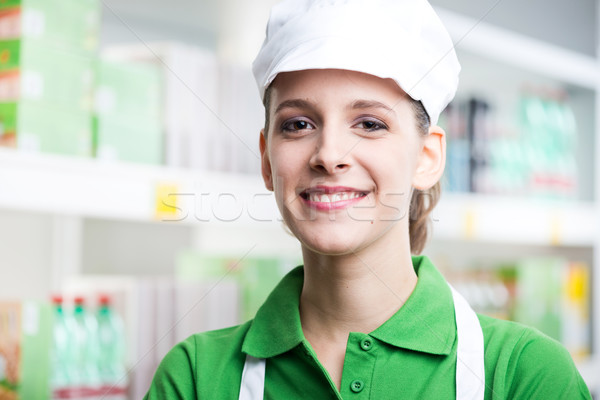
[262,86,440,254]
[408,99,440,255]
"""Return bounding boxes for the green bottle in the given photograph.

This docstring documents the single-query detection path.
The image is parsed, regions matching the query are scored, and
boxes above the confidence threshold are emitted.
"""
[72,296,102,398]
[96,295,128,400]
[49,296,73,399]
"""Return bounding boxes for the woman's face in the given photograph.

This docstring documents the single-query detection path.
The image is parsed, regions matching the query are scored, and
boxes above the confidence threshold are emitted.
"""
[260,69,443,256]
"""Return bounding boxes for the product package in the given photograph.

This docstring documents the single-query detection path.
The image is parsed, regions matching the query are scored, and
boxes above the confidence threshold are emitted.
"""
[0,101,92,155]
[0,0,99,153]
[101,42,220,170]
[0,0,100,54]
[509,258,591,359]
[0,301,52,400]
[0,39,94,111]
[93,60,163,164]
[176,251,294,324]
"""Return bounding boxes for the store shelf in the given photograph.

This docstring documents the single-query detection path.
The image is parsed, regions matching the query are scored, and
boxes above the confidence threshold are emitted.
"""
[1,148,596,247]
[0,1,596,396]
[435,7,600,90]
[435,193,597,247]
[0,148,277,226]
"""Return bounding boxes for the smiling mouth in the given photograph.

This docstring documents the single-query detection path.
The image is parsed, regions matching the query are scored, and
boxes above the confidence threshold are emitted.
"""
[299,186,370,208]
[300,191,368,203]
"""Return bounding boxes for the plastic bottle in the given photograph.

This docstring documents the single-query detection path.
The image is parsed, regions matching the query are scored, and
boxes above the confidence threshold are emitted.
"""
[519,93,548,197]
[71,296,102,399]
[49,295,73,400]
[96,294,128,400]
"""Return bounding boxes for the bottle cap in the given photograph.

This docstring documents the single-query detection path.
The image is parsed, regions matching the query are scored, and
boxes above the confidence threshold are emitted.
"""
[99,294,111,305]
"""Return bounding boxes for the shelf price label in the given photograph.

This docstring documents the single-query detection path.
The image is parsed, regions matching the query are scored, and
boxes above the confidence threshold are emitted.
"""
[155,182,181,221]
[549,213,563,246]
[463,208,476,240]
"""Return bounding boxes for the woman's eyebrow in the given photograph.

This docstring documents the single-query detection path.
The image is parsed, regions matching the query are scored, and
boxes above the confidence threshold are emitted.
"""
[274,99,313,114]
[350,100,396,115]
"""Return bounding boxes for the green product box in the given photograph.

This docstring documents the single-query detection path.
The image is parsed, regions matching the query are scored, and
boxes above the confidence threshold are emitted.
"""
[176,251,290,322]
[0,101,92,156]
[0,301,52,400]
[177,252,234,279]
[0,0,100,54]
[93,117,163,165]
[95,59,163,124]
[512,258,563,341]
[237,258,286,322]
[93,60,163,164]
[0,39,95,112]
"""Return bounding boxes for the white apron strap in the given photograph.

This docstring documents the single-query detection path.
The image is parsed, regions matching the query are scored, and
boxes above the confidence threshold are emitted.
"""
[239,354,266,400]
[450,286,486,400]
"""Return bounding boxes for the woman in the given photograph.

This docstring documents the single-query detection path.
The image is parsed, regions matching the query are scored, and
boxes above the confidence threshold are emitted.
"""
[145,0,591,398]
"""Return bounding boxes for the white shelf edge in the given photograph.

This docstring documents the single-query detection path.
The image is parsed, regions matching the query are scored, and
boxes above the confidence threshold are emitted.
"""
[0,148,279,227]
[1,149,596,247]
[435,7,600,90]
[433,192,597,247]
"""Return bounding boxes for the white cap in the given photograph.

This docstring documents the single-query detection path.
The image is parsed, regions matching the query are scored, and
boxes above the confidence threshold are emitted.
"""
[252,0,460,125]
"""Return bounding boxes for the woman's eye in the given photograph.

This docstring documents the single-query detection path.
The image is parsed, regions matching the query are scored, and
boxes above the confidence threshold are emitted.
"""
[282,119,315,132]
[354,119,387,132]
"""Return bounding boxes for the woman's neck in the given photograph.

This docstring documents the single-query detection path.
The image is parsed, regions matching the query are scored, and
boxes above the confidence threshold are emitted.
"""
[298,230,418,390]
[299,233,418,340]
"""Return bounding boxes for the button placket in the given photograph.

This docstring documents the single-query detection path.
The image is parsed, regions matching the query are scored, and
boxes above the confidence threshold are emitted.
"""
[341,333,376,397]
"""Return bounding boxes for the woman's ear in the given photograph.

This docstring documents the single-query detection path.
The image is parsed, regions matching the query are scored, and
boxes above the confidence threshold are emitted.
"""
[412,125,446,190]
[259,130,274,191]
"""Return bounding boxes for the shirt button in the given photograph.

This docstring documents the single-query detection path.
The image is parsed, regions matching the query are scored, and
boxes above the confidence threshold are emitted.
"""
[350,379,364,393]
[360,337,373,351]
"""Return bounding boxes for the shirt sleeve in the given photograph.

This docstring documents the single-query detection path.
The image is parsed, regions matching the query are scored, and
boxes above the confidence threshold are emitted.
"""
[506,331,591,399]
[143,336,198,400]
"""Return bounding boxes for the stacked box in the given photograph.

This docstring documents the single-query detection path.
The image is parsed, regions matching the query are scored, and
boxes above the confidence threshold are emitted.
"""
[176,251,292,323]
[93,60,163,164]
[0,0,100,156]
[0,301,52,400]
[0,39,94,110]
[0,101,91,154]
[102,42,220,169]
[0,0,100,52]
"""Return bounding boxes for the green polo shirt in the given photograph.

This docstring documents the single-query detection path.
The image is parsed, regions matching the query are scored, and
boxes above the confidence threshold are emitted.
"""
[144,256,591,399]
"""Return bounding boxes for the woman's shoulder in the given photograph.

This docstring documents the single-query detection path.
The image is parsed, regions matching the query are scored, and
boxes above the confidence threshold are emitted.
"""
[192,319,254,348]
[171,320,254,369]
[477,313,571,360]
[144,320,253,399]
[477,314,591,399]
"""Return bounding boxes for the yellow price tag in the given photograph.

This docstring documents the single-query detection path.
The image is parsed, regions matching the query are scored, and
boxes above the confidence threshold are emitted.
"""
[549,214,562,246]
[463,209,476,240]
[155,183,181,219]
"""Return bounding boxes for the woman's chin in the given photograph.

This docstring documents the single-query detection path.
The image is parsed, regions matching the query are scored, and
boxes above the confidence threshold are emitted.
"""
[295,228,373,257]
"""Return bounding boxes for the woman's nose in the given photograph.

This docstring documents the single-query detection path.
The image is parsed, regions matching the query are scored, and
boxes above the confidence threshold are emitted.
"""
[309,127,352,174]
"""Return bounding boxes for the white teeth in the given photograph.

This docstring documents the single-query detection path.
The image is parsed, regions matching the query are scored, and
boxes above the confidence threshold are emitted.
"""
[308,192,364,203]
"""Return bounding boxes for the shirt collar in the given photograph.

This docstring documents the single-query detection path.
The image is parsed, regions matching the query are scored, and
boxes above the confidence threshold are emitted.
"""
[242,256,456,358]
[370,256,456,355]
[242,266,306,358]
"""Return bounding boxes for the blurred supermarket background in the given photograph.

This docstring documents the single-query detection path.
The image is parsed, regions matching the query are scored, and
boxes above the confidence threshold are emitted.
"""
[0,0,598,398]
